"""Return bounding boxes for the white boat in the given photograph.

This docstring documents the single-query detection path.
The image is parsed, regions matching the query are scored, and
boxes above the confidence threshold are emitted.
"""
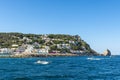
[35,60,49,64]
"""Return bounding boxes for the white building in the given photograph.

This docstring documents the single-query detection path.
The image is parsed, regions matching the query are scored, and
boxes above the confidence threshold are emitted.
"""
[38,48,49,54]
[24,45,34,54]
[57,44,71,49]
[62,44,71,49]
[12,44,19,48]
[0,48,13,54]
[70,50,85,54]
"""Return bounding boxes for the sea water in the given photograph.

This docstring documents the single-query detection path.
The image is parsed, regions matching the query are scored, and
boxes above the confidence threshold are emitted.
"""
[0,56,120,80]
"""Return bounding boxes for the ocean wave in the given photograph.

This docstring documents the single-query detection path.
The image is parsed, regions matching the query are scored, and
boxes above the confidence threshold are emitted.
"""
[87,57,102,60]
[87,57,112,61]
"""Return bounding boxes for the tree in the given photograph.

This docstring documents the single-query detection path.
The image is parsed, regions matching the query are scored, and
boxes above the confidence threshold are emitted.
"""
[50,45,57,50]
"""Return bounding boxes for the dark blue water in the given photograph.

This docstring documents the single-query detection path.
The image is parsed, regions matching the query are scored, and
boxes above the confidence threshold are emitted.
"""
[0,56,120,80]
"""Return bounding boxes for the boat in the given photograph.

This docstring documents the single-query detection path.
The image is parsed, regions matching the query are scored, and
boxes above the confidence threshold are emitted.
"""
[35,60,49,64]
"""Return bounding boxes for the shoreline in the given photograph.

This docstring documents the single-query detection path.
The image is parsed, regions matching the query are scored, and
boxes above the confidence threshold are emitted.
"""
[0,53,79,58]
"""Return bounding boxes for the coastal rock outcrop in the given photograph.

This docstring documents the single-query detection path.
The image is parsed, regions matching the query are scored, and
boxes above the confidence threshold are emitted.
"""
[102,49,111,56]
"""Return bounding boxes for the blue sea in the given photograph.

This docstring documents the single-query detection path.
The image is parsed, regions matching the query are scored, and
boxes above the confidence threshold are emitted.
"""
[0,56,120,80]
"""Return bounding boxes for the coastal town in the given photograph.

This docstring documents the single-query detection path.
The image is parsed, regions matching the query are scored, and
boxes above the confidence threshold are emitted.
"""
[0,33,99,57]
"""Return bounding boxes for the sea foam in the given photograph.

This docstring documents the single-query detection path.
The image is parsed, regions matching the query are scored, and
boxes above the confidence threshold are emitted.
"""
[87,57,101,60]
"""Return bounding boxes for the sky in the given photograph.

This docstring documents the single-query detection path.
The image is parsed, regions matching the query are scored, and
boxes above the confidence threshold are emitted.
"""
[0,0,120,55]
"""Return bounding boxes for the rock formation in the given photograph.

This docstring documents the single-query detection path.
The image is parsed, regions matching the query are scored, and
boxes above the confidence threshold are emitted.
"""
[102,49,111,56]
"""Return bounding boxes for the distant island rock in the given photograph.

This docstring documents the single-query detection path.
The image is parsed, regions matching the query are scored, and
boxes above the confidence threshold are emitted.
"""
[102,49,111,56]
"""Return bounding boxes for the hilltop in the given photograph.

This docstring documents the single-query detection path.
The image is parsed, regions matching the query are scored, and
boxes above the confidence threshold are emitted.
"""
[0,33,99,56]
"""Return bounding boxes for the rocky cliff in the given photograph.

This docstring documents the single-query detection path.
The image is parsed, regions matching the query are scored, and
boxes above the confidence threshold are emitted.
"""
[102,49,111,56]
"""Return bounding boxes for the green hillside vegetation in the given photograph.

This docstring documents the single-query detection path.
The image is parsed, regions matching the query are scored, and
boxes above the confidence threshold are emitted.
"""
[0,33,97,54]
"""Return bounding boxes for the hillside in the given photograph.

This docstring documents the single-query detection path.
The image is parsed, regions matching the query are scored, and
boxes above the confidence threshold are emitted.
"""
[0,33,99,56]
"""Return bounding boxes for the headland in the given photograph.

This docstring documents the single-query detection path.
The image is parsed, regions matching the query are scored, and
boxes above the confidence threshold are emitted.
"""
[0,33,110,58]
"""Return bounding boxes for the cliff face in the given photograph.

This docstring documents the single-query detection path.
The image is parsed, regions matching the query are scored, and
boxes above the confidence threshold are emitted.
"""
[102,49,111,56]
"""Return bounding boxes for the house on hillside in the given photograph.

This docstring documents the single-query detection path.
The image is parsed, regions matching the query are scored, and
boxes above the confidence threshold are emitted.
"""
[37,46,50,54]
[12,44,19,48]
[24,45,34,54]
[62,44,71,49]
[33,42,40,49]
[16,47,26,53]
[0,48,13,54]
[69,40,75,44]
[70,50,85,54]
[22,37,32,43]
[38,48,49,54]
[57,44,71,49]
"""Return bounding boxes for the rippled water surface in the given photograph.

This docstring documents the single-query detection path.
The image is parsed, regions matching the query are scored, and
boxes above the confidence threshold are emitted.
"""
[0,56,120,80]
